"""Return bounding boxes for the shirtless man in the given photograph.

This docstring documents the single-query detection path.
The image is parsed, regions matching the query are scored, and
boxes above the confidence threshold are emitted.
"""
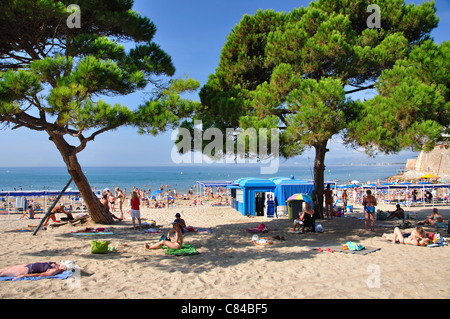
[145,219,184,250]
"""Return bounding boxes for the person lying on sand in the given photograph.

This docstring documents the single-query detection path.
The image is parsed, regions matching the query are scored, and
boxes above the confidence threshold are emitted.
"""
[145,219,184,250]
[0,261,74,280]
[382,227,432,246]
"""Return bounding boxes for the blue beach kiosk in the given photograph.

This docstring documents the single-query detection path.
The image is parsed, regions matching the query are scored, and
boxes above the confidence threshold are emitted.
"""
[228,177,315,218]
[228,178,276,217]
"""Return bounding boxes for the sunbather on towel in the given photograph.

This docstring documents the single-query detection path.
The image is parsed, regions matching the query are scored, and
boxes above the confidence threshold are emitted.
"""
[382,227,432,246]
[0,261,74,280]
[145,219,184,250]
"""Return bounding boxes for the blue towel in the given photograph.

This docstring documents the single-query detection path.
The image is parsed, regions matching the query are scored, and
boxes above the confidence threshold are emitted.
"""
[0,270,73,281]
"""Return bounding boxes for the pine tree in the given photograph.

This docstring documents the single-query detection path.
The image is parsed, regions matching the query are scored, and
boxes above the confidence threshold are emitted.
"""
[192,0,439,218]
[0,0,199,223]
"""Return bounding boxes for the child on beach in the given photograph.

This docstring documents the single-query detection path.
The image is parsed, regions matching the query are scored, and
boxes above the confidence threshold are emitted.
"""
[130,191,141,231]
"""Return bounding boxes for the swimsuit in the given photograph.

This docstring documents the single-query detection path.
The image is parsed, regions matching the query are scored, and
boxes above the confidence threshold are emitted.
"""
[25,262,56,274]
[364,206,375,213]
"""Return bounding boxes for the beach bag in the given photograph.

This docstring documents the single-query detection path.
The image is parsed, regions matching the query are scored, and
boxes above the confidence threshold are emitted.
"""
[91,240,110,254]
[315,223,323,233]
[343,241,364,251]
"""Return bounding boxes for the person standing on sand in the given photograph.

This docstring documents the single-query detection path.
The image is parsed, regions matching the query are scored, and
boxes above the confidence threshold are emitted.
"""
[115,187,125,220]
[341,189,348,213]
[362,189,377,231]
[130,191,141,231]
[324,184,333,219]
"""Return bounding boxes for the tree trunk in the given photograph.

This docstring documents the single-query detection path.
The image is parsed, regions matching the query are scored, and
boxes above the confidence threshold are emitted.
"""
[313,142,329,220]
[48,132,114,224]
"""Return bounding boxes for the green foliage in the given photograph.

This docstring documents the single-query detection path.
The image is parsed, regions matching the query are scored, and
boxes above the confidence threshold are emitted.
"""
[0,0,198,155]
[348,40,449,154]
[194,0,440,161]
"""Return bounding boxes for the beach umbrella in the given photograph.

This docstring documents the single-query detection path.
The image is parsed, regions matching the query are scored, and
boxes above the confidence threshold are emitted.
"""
[287,193,313,207]
[420,173,440,179]
[151,190,162,196]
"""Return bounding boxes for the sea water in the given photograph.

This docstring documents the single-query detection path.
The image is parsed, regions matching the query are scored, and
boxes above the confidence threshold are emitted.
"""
[0,164,403,194]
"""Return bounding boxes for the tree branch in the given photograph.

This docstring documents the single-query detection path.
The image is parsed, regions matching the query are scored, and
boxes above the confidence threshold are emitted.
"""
[344,84,375,95]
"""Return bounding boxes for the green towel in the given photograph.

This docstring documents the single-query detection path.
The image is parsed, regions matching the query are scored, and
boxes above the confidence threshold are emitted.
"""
[163,244,199,256]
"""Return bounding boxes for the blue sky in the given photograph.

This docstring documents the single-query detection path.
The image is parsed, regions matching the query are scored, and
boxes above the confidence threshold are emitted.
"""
[1,0,448,167]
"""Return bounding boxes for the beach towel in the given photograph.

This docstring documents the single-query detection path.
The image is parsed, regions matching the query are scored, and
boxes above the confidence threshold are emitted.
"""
[163,244,199,256]
[195,228,213,233]
[309,244,381,255]
[0,270,73,281]
[427,242,448,248]
[71,227,114,236]
[72,231,114,236]
[246,223,269,233]
[141,228,161,234]
[184,226,213,233]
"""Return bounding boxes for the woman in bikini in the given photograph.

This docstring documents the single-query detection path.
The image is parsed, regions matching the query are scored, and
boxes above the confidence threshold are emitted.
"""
[0,261,70,280]
[145,219,184,250]
[382,226,431,246]
[362,190,377,231]
[417,208,443,226]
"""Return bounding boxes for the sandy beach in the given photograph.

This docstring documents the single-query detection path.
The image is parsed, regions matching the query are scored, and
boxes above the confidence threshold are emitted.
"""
[0,198,448,300]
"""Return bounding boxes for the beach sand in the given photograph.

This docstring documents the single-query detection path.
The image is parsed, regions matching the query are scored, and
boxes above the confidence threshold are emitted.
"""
[0,199,449,299]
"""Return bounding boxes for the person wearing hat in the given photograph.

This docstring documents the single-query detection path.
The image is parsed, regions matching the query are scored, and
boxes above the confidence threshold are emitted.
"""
[145,219,184,250]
